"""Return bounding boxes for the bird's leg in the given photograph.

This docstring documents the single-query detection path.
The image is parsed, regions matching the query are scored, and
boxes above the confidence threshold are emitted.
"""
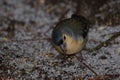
[55,54,68,61]
[65,54,78,61]
[79,53,85,62]
[63,54,73,61]
[56,54,77,63]
[62,53,85,62]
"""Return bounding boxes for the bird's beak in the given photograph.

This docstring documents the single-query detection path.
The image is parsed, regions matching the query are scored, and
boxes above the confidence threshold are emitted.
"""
[55,44,66,54]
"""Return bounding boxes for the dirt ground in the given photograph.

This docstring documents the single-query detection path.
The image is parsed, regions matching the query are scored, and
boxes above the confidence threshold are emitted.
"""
[0,0,120,80]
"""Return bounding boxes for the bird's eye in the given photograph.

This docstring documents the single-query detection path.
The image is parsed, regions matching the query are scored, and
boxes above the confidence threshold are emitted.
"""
[63,35,66,40]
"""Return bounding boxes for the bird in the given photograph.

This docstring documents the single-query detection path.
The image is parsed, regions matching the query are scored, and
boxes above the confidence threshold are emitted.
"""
[52,14,90,55]
[51,15,98,75]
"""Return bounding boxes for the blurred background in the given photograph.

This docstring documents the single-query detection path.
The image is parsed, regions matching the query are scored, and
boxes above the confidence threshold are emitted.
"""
[0,0,120,80]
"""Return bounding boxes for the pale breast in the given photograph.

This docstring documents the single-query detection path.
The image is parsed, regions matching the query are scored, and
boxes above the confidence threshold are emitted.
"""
[65,35,85,54]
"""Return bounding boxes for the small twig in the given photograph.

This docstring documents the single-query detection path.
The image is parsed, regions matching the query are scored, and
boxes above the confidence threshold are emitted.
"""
[82,61,98,76]
[104,74,120,79]
[58,9,69,21]
[105,74,120,77]
[0,38,51,43]
[75,55,98,75]
[90,31,120,52]
[74,0,82,15]
[0,48,19,52]
[0,15,25,25]
[88,74,120,80]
